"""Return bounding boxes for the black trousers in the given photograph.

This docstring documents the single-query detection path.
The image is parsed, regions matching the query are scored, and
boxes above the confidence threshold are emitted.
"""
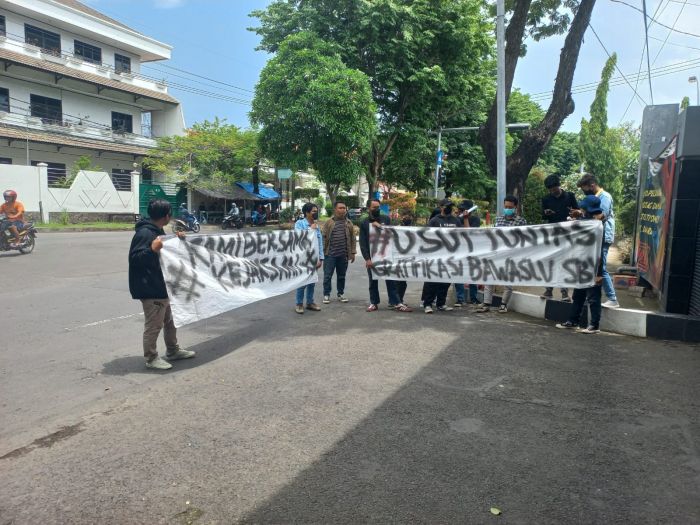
[568,286,602,328]
[422,282,450,308]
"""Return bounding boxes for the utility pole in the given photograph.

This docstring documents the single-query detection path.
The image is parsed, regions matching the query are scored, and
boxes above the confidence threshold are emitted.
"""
[433,128,442,198]
[642,0,654,104]
[496,0,506,214]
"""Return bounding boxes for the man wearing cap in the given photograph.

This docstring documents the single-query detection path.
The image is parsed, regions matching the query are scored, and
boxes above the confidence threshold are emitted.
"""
[575,173,619,308]
[556,195,607,334]
[454,199,481,307]
[540,174,578,302]
[422,199,461,313]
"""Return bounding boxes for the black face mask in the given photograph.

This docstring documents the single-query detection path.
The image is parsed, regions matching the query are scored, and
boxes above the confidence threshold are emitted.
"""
[583,189,596,196]
[370,209,381,218]
[401,218,412,226]
[444,206,453,215]
[312,212,319,220]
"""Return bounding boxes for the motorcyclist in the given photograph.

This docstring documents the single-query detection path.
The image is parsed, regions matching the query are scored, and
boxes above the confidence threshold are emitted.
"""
[228,202,239,217]
[1,190,25,248]
[179,202,195,229]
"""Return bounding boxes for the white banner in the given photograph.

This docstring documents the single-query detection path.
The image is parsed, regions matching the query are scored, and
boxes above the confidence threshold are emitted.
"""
[369,220,603,288]
[160,230,319,327]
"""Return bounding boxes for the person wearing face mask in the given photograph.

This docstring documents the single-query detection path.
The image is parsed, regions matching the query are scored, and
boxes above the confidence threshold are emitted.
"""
[556,195,607,334]
[475,195,527,314]
[574,173,619,308]
[454,199,481,307]
[294,202,324,314]
[421,199,461,314]
[540,174,578,302]
[360,199,413,313]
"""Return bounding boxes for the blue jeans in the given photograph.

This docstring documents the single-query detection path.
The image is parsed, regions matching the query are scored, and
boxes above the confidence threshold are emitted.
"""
[323,255,348,296]
[601,243,617,301]
[455,284,478,303]
[296,283,316,305]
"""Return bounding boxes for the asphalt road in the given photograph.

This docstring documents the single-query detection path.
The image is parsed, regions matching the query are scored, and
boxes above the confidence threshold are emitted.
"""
[1,232,699,524]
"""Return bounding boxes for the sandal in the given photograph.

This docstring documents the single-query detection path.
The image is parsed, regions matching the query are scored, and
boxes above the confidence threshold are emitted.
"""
[366,304,378,312]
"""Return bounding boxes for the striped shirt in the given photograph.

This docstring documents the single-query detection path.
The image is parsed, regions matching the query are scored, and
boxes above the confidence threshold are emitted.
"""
[329,218,348,257]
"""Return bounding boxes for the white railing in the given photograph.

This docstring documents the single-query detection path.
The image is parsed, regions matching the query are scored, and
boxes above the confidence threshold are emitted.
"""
[0,109,158,148]
[0,31,169,94]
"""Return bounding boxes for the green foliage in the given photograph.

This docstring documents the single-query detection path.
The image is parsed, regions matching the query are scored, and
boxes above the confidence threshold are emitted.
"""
[145,119,258,189]
[279,206,295,223]
[335,195,360,208]
[295,188,320,201]
[538,131,581,177]
[250,0,495,190]
[521,168,548,225]
[681,96,690,110]
[53,155,104,188]
[60,208,70,225]
[579,54,625,203]
[251,32,376,202]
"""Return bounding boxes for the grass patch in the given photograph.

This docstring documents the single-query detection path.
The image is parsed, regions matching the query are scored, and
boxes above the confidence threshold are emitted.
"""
[37,222,135,230]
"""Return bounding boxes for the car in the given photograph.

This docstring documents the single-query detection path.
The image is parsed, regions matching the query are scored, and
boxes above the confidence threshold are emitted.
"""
[348,207,365,220]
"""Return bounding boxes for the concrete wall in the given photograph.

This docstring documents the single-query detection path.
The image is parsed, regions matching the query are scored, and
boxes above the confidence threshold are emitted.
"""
[0,163,139,221]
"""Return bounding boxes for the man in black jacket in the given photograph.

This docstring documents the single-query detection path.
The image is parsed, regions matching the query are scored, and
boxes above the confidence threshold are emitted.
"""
[359,199,412,312]
[540,174,578,302]
[129,199,194,370]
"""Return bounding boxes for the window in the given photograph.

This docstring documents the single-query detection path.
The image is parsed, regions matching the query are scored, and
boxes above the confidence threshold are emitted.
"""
[31,161,67,187]
[115,54,131,74]
[0,88,9,113]
[0,158,12,165]
[30,94,62,124]
[74,40,102,65]
[0,15,6,37]
[25,24,61,56]
[112,112,133,133]
[112,169,132,191]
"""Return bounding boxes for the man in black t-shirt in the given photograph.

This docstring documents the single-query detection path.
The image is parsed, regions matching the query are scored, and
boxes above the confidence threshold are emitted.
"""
[422,199,461,313]
[540,174,578,301]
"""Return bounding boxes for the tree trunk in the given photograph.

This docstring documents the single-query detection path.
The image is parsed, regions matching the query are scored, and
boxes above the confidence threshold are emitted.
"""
[326,183,339,205]
[479,0,597,201]
[365,132,400,202]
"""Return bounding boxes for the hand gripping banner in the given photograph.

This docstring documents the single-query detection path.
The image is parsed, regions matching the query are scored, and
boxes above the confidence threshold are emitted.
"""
[369,220,603,288]
[160,230,319,327]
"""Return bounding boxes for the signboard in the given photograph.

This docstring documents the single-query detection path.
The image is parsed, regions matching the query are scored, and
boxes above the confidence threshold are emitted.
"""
[277,168,293,180]
[636,135,677,290]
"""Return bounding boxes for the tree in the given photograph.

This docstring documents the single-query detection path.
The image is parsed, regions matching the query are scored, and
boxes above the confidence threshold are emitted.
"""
[579,53,625,202]
[681,96,690,110]
[538,130,580,177]
[145,119,258,189]
[250,0,494,196]
[478,0,597,200]
[250,32,376,203]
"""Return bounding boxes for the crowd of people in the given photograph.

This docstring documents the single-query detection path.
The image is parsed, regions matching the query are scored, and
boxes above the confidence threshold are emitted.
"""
[127,173,618,370]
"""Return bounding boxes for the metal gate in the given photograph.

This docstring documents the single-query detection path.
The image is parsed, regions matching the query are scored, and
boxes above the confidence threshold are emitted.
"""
[139,182,187,218]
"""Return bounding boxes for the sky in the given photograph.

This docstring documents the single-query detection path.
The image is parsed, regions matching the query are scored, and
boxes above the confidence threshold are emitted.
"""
[83,0,700,133]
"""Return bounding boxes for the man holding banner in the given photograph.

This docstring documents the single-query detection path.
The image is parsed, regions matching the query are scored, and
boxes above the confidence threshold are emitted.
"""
[422,199,461,314]
[360,199,413,313]
[294,203,324,314]
[475,195,527,314]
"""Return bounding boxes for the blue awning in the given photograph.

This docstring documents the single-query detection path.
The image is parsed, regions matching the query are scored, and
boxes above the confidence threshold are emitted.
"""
[236,182,281,200]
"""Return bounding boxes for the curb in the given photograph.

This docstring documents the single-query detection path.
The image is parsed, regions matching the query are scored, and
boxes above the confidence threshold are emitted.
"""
[495,291,700,343]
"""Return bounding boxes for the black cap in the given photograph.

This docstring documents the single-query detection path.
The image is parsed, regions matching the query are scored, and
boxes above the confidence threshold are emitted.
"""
[439,198,453,207]
[458,199,474,210]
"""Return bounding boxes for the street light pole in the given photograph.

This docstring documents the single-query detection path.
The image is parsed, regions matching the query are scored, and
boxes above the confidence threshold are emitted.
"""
[691,76,700,105]
[496,0,506,214]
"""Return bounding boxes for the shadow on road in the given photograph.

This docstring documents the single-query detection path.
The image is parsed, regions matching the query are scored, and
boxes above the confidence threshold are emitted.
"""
[235,323,700,524]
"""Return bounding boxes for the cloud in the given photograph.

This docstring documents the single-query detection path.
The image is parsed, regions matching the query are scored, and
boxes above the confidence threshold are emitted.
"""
[153,0,186,8]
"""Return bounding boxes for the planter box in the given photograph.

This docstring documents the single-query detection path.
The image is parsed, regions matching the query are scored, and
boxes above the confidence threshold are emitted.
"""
[613,274,638,289]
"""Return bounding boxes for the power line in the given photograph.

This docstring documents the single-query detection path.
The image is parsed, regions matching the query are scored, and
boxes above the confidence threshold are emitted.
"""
[651,0,688,65]
[641,0,655,102]
[144,63,254,95]
[142,65,254,100]
[610,0,700,37]
[649,34,700,51]
[588,25,649,105]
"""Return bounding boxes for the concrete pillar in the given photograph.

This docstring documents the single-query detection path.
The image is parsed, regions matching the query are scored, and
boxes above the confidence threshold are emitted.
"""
[36,163,49,223]
[131,171,140,215]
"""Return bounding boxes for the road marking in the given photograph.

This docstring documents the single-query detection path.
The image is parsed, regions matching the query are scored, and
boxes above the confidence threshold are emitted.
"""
[64,313,143,331]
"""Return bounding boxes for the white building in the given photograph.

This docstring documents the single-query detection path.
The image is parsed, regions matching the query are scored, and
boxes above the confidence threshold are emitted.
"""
[0,0,185,192]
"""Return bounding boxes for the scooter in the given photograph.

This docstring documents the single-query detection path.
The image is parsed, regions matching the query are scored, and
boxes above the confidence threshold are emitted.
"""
[221,213,243,229]
[0,215,37,254]
[172,213,200,233]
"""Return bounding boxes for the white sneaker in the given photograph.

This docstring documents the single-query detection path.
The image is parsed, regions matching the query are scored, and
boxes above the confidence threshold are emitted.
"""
[602,300,620,308]
[165,349,196,360]
[323,295,331,304]
[437,305,453,312]
[424,305,433,314]
[498,304,508,313]
[338,294,349,303]
[145,356,172,370]
[577,325,600,334]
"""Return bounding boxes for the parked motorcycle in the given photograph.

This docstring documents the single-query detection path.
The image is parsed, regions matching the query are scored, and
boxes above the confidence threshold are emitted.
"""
[171,214,200,233]
[0,215,37,254]
[221,213,243,230]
